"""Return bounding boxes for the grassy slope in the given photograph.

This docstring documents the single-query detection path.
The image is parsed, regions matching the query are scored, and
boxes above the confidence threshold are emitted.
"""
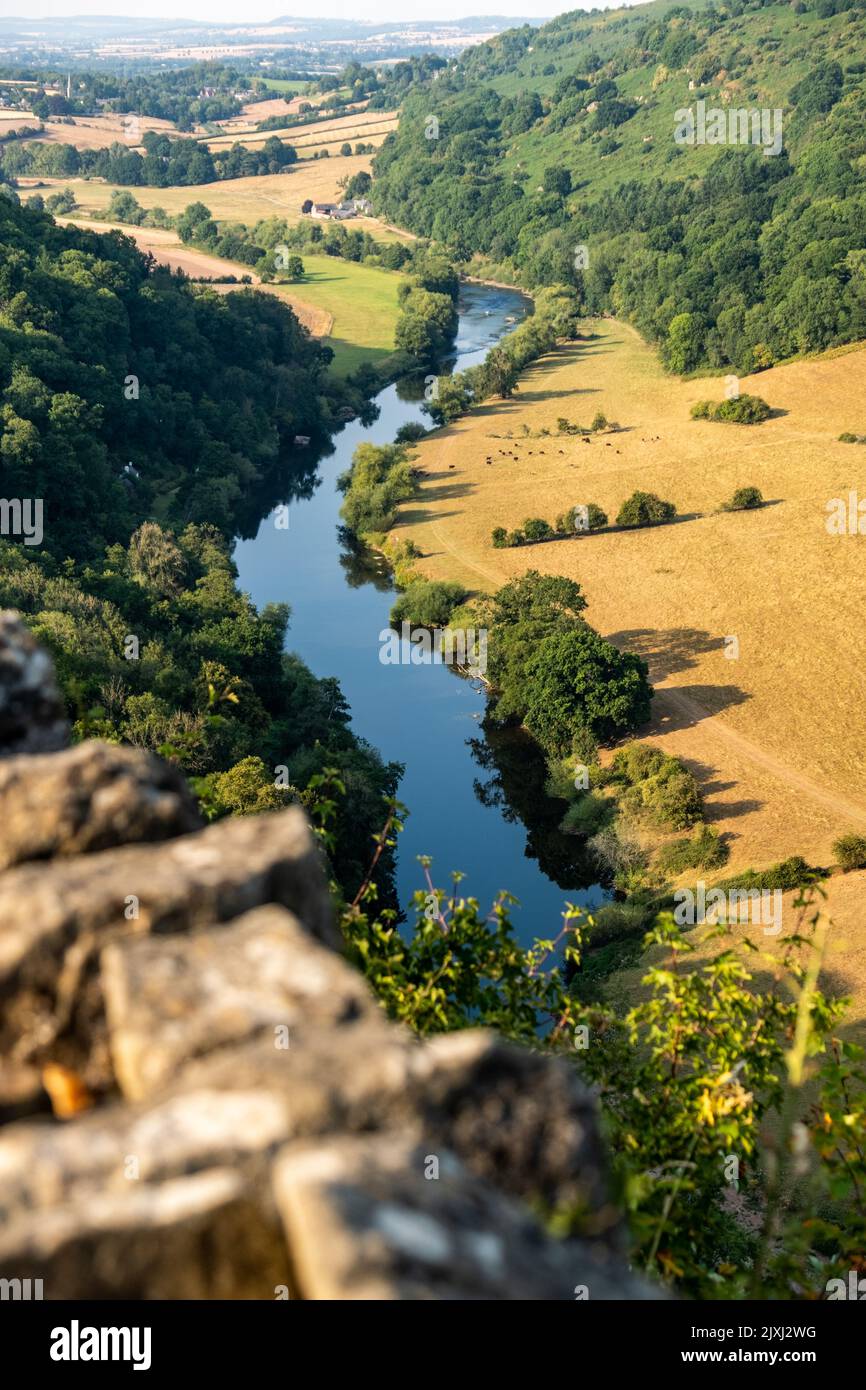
[269,253,404,373]
[450,1,864,194]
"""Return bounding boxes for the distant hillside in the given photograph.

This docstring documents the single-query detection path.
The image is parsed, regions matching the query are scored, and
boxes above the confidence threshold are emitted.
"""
[372,0,866,371]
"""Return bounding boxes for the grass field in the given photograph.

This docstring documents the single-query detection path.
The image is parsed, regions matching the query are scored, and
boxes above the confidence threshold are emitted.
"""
[267,253,403,373]
[395,317,866,1029]
[19,163,413,242]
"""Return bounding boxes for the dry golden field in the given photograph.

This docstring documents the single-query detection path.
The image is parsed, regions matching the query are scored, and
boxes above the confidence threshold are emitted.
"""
[4,112,188,147]
[202,108,399,155]
[20,162,411,240]
[397,319,866,871]
[396,317,866,1028]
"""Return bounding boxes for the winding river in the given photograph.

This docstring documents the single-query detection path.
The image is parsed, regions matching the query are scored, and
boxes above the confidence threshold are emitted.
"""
[234,283,606,944]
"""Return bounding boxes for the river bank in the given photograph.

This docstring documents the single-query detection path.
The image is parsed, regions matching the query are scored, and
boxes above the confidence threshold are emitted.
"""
[234,282,608,943]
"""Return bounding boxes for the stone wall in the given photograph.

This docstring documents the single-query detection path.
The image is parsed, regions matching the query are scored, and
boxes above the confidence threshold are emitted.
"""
[0,614,660,1300]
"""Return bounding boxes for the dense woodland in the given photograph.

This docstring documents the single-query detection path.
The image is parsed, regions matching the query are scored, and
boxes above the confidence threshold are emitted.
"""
[0,189,400,902]
[371,0,866,371]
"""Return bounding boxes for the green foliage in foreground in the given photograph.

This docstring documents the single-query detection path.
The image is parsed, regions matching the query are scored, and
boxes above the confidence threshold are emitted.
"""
[324,787,866,1299]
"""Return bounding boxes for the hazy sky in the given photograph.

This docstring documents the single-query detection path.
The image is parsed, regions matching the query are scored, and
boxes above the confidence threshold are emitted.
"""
[0,2,598,23]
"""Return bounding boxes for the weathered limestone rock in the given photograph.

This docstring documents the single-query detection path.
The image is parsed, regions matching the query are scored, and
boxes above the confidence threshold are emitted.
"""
[273,1135,662,1301]
[0,1088,294,1221]
[0,620,660,1300]
[0,807,336,1087]
[0,1168,289,1300]
[0,741,202,872]
[101,905,376,1101]
[407,1031,620,1238]
[0,611,69,755]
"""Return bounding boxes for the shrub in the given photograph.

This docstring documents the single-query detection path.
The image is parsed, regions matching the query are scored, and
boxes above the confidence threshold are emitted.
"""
[692,395,771,425]
[616,490,676,528]
[833,833,866,871]
[522,516,555,542]
[389,579,467,627]
[584,897,653,947]
[715,393,771,424]
[491,526,508,548]
[394,421,427,444]
[715,855,822,894]
[590,411,609,432]
[560,792,613,835]
[556,503,607,533]
[838,432,865,444]
[507,529,525,546]
[587,825,649,879]
[619,754,704,830]
[609,741,667,785]
[722,486,764,511]
[657,824,729,874]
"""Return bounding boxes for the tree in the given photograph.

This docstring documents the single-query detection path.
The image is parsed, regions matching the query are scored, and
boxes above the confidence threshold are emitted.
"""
[523,625,652,753]
[482,346,519,399]
[616,492,676,528]
[542,165,572,197]
[664,312,703,373]
[128,522,186,597]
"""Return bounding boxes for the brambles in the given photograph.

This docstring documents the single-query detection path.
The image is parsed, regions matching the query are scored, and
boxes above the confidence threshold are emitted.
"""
[833,833,866,871]
[611,743,704,830]
[721,486,764,511]
[691,394,771,424]
[657,824,730,874]
[616,490,677,528]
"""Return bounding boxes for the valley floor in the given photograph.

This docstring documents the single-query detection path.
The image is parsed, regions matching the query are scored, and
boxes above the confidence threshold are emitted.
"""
[393,317,866,1030]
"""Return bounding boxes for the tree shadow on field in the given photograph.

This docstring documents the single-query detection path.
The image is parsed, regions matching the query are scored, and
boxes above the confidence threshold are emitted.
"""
[653,684,752,734]
[607,626,727,680]
[414,477,475,503]
[680,762,765,821]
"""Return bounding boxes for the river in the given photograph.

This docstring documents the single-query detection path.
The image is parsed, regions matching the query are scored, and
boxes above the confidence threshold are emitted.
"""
[234,282,606,945]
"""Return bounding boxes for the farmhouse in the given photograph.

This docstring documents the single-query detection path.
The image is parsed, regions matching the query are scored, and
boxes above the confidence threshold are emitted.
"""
[309,201,356,220]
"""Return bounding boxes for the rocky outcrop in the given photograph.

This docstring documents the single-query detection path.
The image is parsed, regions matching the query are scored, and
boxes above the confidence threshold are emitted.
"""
[0,611,659,1300]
